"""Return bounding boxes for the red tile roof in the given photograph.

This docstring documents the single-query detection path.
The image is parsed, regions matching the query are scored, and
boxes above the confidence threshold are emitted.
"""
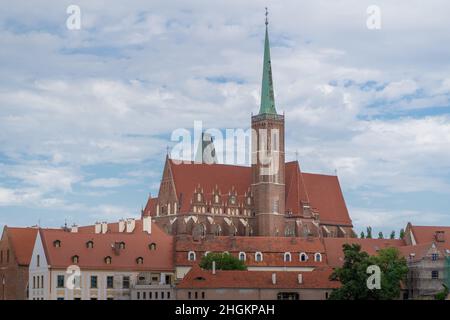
[410,225,450,244]
[144,159,352,226]
[323,238,406,267]
[177,265,339,289]
[175,236,326,267]
[2,227,38,266]
[40,223,174,271]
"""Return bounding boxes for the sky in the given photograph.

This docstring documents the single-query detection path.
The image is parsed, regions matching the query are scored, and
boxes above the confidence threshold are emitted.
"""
[0,0,449,236]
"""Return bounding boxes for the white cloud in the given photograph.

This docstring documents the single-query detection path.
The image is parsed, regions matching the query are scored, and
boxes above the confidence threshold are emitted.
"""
[84,178,131,188]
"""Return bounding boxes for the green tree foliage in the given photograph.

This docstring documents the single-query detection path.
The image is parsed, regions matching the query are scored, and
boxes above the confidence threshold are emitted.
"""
[360,231,365,239]
[399,228,405,239]
[329,244,408,300]
[378,232,384,239]
[434,284,449,300]
[199,252,247,271]
[390,231,396,239]
[366,227,373,239]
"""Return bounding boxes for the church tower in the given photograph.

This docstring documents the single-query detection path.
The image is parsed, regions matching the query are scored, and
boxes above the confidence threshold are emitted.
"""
[252,10,286,237]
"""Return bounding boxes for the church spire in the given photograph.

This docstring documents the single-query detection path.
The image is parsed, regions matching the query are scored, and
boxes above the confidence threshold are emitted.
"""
[259,7,277,115]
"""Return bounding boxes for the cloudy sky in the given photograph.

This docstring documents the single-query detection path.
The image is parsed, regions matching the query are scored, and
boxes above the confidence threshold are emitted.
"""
[0,0,449,236]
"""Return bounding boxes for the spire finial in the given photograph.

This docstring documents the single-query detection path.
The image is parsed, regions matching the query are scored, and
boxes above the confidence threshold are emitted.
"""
[265,7,269,26]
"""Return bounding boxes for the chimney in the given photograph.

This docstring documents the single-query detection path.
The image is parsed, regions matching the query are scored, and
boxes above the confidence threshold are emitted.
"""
[143,216,152,234]
[212,261,216,275]
[435,231,445,243]
[271,273,276,285]
[298,274,303,284]
[101,222,108,234]
[70,224,78,233]
[118,219,125,232]
[94,222,102,234]
[126,218,136,233]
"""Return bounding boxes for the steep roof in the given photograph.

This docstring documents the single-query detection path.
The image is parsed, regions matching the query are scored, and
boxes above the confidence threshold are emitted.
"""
[3,227,38,266]
[177,265,339,289]
[323,238,406,268]
[40,223,173,271]
[144,159,352,226]
[409,225,450,244]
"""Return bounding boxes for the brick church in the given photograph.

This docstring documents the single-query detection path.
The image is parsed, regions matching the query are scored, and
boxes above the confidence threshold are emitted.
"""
[142,17,355,239]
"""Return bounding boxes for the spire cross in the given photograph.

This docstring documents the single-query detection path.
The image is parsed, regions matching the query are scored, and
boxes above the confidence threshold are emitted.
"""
[265,7,269,26]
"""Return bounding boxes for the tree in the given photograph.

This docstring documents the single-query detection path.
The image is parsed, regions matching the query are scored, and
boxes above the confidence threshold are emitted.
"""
[378,232,384,239]
[399,228,405,239]
[366,227,373,239]
[199,252,246,271]
[329,244,408,300]
[390,231,396,239]
[435,284,449,300]
[360,231,365,239]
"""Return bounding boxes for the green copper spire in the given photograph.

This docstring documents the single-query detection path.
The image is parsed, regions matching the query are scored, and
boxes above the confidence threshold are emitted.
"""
[259,8,277,115]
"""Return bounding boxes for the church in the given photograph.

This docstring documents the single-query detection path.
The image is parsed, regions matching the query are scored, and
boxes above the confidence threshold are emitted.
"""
[142,16,356,240]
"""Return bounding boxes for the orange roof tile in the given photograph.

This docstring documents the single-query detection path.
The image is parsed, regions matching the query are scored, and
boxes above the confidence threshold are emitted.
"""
[323,238,406,267]
[3,227,38,266]
[177,265,339,289]
[410,225,450,244]
[40,223,174,271]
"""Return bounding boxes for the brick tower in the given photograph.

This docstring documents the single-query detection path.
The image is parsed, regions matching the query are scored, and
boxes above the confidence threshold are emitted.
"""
[252,11,285,237]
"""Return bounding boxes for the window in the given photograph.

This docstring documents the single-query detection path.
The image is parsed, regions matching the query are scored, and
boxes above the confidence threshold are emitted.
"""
[37,254,40,267]
[255,252,263,262]
[284,252,292,262]
[143,292,147,300]
[53,240,61,248]
[149,243,157,250]
[119,242,126,250]
[123,276,130,289]
[431,270,439,279]
[106,276,114,289]
[137,292,141,300]
[314,253,322,262]
[188,292,192,299]
[431,253,439,261]
[195,292,198,299]
[86,241,94,249]
[57,297,64,301]
[136,257,144,265]
[277,292,299,300]
[167,292,170,299]
[201,292,205,299]
[7,250,10,263]
[188,251,196,261]
[33,276,36,289]
[104,256,112,264]
[90,276,98,289]
[0,250,3,263]
[239,252,246,261]
[300,253,308,262]
[72,255,79,264]
[106,297,114,301]
[273,200,279,213]
[161,292,165,299]
[41,275,44,289]
[57,275,65,288]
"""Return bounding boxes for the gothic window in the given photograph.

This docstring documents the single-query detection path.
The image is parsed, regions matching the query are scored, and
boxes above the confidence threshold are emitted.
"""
[247,197,251,205]
[284,252,292,262]
[314,253,322,262]
[188,251,196,261]
[255,252,263,262]
[197,193,202,202]
[215,194,219,203]
[299,253,308,262]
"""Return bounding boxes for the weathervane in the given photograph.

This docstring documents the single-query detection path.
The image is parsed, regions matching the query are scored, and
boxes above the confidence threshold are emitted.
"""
[265,7,269,26]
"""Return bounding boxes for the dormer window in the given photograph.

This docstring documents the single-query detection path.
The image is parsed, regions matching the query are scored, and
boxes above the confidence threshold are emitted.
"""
[149,243,156,251]
[300,253,308,262]
[284,252,292,262]
[104,256,112,264]
[119,242,126,250]
[188,251,196,261]
[136,257,144,265]
[86,241,94,249]
[53,240,61,248]
[72,255,79,264]
[239,252,246,261]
